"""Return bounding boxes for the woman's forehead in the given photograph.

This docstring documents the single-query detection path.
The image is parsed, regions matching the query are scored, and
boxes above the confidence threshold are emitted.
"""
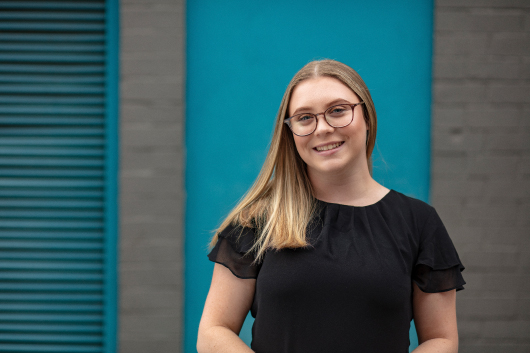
[288,77,357,114]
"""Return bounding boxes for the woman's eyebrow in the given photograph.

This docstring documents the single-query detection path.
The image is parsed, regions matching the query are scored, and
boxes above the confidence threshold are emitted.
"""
[291,98,353,115]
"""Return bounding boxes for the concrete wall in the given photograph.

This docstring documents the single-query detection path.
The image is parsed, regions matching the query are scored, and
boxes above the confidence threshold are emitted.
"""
[118,0,185,352]
[431,0,530,352]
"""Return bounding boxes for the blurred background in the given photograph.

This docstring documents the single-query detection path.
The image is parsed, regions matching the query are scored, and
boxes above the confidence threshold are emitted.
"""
[0,0,528,352]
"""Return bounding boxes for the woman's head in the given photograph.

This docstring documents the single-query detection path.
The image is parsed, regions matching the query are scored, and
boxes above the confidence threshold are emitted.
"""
[213,59,378,258]
[269,59,377,187]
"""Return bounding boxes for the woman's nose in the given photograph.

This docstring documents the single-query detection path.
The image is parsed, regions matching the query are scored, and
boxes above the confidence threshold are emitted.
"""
[314,114,334,135]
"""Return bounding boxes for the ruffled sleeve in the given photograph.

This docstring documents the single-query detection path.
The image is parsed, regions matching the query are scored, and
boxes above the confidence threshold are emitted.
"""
[412,207,466,293]
[207,223,260,279]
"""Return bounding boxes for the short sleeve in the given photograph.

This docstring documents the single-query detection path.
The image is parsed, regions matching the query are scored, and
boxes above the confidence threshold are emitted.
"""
[207,223,260,279]
[412,207,466,293]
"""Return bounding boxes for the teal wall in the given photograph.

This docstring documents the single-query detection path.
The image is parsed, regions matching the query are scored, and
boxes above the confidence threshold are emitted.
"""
[185,1,433,351]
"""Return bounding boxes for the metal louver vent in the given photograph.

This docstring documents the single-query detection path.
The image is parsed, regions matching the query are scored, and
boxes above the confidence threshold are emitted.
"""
[0,1,118,352]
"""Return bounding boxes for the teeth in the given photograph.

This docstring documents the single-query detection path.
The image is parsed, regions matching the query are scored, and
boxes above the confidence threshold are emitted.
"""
[316,142,343,151]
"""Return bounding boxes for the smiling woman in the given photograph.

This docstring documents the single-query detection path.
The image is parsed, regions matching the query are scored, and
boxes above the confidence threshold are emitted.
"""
[197,60,465,353]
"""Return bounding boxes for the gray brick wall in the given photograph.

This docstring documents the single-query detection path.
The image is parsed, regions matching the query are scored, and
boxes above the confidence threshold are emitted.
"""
[432,1,530,352]
[119,0,185,352]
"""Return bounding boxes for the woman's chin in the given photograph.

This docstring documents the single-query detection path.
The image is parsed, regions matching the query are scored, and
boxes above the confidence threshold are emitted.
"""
[307,163,351,177]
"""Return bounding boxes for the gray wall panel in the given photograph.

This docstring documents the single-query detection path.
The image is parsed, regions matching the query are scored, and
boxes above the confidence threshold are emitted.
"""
[432,1,530,352]
[119,1,185,352]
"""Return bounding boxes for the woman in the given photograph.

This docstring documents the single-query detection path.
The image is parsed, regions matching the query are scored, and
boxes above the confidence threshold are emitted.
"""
[197,59,465,353]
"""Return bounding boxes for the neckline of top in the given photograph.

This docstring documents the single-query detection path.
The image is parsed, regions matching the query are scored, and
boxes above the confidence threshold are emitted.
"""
[315,189,395,208]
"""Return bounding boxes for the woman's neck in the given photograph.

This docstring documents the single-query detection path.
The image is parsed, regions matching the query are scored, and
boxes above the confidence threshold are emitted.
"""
[308,165,389,207]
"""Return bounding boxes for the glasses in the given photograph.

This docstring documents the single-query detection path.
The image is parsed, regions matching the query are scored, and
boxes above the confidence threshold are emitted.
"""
[284,102,365,137]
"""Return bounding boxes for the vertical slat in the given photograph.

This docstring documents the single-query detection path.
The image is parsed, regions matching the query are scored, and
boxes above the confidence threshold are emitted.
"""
[0,1,117,352]
[103,0,119,352]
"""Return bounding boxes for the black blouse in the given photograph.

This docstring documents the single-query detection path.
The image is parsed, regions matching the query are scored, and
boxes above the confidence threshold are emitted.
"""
[208,190,465,353]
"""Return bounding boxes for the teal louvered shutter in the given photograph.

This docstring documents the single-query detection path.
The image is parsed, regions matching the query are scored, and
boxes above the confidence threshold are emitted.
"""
[0,1,119,352]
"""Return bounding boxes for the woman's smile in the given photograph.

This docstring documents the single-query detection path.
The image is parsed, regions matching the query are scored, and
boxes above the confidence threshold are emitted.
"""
[314,141,344,152]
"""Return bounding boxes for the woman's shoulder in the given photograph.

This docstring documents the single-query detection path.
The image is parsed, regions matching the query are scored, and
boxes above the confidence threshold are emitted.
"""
[209,222,260,279]
[376,190,442,235]
[384,189,435,216]
[217,222,257,244]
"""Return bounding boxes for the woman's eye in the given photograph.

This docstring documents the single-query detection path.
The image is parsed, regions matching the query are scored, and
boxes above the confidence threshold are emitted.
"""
[297,115,313,122]
[328,105,349,116]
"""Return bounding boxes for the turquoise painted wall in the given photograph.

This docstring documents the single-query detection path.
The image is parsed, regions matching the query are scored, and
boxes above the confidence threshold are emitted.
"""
[186,1,433,352]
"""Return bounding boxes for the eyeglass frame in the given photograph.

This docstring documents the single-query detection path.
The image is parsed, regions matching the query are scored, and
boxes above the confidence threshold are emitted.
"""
[283,102,365,137]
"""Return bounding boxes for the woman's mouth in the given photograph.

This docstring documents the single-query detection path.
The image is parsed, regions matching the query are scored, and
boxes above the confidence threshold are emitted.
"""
[314,142,344,152]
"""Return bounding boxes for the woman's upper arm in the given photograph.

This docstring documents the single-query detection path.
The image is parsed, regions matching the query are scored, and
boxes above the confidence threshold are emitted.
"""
[412,282,458,348]
[199,263,256,335]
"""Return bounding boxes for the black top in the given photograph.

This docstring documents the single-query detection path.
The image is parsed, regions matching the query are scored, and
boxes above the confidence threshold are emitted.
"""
[208,190,465,353]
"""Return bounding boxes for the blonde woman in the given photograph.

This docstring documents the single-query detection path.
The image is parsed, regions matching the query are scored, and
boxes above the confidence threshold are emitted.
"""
[197,59,465,353]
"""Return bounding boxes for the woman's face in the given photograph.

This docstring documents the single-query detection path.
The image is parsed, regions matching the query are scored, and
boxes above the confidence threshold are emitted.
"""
[288,76,368,178]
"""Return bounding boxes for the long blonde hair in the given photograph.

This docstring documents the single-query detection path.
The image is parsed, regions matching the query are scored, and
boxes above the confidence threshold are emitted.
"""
[211,59,377,261]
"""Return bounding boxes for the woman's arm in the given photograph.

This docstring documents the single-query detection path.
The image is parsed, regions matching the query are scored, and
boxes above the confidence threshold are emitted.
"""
[197,263,256,353]
[411,282,459,353]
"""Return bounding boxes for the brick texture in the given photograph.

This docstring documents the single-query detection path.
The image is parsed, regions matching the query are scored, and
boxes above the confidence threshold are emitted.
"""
[119,1,185,352]
[432,0,530,351]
